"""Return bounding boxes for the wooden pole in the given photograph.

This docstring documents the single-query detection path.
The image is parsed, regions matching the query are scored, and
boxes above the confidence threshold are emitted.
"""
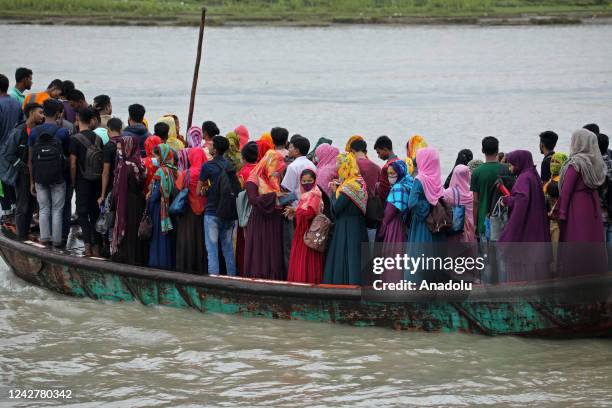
[187,7,207,130]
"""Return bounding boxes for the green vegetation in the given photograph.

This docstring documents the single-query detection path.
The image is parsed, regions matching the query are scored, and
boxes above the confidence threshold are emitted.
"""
[0,0,610,25]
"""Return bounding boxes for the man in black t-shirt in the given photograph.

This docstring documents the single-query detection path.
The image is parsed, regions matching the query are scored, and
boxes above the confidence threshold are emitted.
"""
[70,108,103,257]
[98,117,123,206]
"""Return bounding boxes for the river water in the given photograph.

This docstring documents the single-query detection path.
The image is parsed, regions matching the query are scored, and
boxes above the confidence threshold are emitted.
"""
[1,24,612,406]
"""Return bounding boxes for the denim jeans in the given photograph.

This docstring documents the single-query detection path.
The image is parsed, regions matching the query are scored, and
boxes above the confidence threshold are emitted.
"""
[63,181,73,240]
[604,221,612,243]
[36,182,66,245]
[204,215,236,276]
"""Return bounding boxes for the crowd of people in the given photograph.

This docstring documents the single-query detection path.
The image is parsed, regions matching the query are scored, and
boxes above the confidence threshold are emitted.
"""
[1,68,610,286]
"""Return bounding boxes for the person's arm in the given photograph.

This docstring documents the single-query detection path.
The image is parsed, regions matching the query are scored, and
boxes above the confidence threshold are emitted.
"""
[28,147,36,196]
[281,165,296,194]
[197,163,211,196]
[378,202,398,238]
[246,181,278,214]
[97,162,111,206]
[70,154,77,187]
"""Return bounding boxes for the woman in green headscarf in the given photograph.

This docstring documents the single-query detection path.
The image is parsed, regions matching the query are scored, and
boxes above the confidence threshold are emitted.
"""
[545,152,568,250]
[148,144,177,270]
[225,131,243,172]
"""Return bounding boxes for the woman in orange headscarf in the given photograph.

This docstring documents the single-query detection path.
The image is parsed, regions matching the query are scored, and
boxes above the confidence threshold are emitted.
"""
[345,134,365,153]
[405,134,428,176]
[244,150,287,280]
[256,132,274,162]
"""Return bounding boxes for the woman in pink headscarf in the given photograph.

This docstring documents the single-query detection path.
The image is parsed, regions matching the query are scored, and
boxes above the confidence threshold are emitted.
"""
[314,143,339,197]
[234,125,249,149]
[407,147,446,243]
[443,164,475,243]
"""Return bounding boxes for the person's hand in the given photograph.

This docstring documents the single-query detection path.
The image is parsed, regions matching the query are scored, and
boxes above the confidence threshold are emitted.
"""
[329,180,340,191]
[276,191,288,198]
[30,184,36,197]
[283,207,296,219]
[97,196,104,206]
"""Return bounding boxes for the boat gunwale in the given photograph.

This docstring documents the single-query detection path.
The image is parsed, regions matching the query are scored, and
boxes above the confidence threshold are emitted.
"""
[1,232,612,302]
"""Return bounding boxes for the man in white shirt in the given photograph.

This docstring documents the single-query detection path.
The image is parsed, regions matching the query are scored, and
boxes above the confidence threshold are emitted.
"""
[280,135,316,274]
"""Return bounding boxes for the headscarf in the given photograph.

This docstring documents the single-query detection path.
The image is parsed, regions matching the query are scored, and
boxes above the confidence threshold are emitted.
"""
[315,143,340,196]
[187,126,203,148]
[157,116,183,152]
[257,132,274,162]
[226,131,243,171]
[415,147,444,206]
[443,164,475,242]
[145,135,162,158]
[345,135,364,153]
[176,147,207,215]
[177,149,190,171]
[154,144,177,233]
[444,164,473,207]
[234,125,249,149]
[550,152,569,178]
[308,137,333,162]
[387,160,414,213]
[164,114,185,147]
[467,159,484,172]
[336,153,368,214]
[444,149,473,188]
[559,129,606,190]
[111,137,145,255]
[247,150,287,195]
[507,150,537,176]
[297,169,323,215]
[406,134,428,176]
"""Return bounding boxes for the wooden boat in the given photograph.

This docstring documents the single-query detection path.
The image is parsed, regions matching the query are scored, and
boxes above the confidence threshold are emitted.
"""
[1,231,611,337]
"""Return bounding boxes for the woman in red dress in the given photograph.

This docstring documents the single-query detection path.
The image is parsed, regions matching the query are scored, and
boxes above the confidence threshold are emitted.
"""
[286,169,325,284]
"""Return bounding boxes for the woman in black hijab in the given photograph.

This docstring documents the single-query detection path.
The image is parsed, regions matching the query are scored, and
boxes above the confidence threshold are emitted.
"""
[444,149,473,188]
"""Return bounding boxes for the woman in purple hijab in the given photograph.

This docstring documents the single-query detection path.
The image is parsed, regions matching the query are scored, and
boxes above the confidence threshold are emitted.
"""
[500,150,550,243]
[498,150,551,282]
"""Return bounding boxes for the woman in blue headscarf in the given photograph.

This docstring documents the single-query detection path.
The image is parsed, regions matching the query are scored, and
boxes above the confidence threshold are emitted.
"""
[379,160,413,243]
[378,160,413,283]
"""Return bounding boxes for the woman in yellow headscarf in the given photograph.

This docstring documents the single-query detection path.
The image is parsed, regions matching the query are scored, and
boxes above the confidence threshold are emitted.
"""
[405,134,428,176]
[345,135,365,153]
[225,131,243,172]
[323,153,368,286]
[157,116,184,152]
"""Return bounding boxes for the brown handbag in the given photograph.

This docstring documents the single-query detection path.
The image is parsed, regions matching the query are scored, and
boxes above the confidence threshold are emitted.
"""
[426,199,453,234]
[303,214,332,252]
[138,208,153,241]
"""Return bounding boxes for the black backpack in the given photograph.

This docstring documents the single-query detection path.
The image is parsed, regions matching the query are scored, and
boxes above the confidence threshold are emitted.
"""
[32,127,64,186]
[75,132,103,181]
[211,161,241,221]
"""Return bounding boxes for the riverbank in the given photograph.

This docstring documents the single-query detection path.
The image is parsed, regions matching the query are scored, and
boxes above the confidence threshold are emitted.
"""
[0,0,611,27]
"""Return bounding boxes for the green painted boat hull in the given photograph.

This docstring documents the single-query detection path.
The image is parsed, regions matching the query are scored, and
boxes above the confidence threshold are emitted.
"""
[1,233,611,337]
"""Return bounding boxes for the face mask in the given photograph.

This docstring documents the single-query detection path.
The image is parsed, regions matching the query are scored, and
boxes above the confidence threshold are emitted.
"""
[302,182,315,192]
[152,158,160,167]
[388,175,398,185]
